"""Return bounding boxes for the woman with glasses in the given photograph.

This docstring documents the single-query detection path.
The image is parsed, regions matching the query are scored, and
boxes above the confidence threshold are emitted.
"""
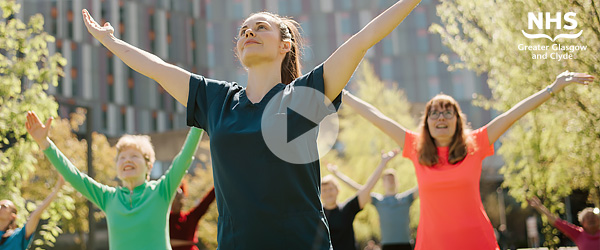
[340,71,594,250]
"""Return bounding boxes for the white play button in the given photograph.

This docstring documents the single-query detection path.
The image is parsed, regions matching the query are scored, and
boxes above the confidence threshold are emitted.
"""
[261,86,339,164]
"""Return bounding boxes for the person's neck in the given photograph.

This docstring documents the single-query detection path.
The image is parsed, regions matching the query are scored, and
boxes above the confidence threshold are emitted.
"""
[434,138,451,147]
[384,190,397,196]
[122,178,145,192]
[245,62,282,104]
[323,202,338,210]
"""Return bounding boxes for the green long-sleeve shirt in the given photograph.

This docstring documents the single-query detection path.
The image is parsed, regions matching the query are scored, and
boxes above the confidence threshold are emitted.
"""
[43,128,203,250]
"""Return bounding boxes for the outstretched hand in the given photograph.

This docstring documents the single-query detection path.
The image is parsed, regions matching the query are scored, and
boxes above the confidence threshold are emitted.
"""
[380,149,400,164]
[82,9,115,44]
[527,196,543,209]
[554,71,595,88]
[327,164,339,174]
[25,111,53,150]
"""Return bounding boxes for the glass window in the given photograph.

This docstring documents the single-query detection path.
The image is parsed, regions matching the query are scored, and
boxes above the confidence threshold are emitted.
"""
[381,58,393,81]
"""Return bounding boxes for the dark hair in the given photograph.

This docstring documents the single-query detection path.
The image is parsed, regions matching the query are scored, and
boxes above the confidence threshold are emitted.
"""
[238,12,304,85]
[417,94,473,166]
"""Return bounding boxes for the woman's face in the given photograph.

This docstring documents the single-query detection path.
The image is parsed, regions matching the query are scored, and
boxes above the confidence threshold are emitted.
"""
[236,14,288,68]
[427,104,458,143]
[116,147,150,182]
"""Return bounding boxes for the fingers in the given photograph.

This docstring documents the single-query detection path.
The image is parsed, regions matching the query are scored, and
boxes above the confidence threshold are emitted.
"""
[44,117,54,129]
[82,9,101,30]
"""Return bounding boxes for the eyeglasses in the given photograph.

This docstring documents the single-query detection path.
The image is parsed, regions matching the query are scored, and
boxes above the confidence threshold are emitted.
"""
[428,110,455,119]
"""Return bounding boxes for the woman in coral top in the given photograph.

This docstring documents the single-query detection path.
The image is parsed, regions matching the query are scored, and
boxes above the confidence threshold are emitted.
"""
[341,71,594,250]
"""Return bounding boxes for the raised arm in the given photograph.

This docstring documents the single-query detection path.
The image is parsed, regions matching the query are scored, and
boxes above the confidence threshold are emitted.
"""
[356,150,400,209]
[26,111,112,209]
[528,196,558,225]
[342,90,407,147]
[81,9,191,106]
[188,187,216,222]
[486,71,595,144]
[160,128,203,199]
[401,185,419,199]
[24,176,64,238]
[322,0,421,101]
[327,164,363,191]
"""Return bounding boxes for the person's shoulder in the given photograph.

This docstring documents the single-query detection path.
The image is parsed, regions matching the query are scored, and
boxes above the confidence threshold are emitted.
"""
[190,73,242,91]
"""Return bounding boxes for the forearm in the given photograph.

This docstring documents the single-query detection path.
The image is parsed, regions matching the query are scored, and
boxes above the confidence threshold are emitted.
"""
[487,83,559,142]
[343,91,406,145]
[322,0,421,99]
[361,162,387,193]
[26,187,60,237]
[101,36,190,105]
[43,141,109,208]
[354,0,422,50]
[332,171,363,191]
[190,187,216,220]
[533,205,558,224]
[163,128,203,193]
[357,162,387,208]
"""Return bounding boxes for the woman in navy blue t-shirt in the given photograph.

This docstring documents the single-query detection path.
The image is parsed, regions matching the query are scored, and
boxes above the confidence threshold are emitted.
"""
[81,0,421,248]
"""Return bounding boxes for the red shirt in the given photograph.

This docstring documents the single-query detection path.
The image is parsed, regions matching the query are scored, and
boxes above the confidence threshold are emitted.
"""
[169,187,216,250]
[554,219,600,250]
[403,127,499,250]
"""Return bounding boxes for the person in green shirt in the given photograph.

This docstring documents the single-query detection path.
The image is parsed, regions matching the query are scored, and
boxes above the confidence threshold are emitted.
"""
[25,111,202,250]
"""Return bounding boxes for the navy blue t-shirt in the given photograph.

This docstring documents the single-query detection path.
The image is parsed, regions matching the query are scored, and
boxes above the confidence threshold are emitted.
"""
[324,196,362,250]
[187,64,341,250]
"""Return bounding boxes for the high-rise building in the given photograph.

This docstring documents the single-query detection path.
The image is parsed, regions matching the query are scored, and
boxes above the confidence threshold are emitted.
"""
[21,0,494,136]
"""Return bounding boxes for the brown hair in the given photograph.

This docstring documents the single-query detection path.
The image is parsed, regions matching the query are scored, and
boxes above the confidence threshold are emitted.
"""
[417,94,472,166]
[237,12,304,85]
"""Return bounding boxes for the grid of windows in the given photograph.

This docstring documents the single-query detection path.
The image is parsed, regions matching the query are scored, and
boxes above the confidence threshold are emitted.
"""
[27,0,490,135]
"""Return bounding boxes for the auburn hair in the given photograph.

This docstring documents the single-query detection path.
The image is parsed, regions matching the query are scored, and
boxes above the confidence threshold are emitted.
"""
[417,94,473,166]
[237,12,304,85]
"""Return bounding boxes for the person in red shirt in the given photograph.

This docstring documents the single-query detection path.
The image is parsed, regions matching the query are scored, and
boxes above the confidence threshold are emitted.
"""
[341,71,595,250]
[529,196,600,250]
[169,182,216,250]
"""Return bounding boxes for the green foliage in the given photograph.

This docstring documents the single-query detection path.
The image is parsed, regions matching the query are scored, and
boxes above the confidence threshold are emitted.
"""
[431,0,600,247]
[0,1,65,248]
[322,61,419,245]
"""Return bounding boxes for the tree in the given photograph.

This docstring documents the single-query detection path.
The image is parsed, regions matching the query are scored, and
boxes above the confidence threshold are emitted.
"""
[0,1,66,249]
[322,61,419,246]
[430,0,600,247]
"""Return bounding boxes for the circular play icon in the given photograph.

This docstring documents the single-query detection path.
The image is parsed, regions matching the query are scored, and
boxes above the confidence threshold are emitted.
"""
[261,86,339,164]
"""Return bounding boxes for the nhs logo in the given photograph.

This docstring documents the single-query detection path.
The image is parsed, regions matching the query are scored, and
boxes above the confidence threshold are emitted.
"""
[521,12,583,42]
